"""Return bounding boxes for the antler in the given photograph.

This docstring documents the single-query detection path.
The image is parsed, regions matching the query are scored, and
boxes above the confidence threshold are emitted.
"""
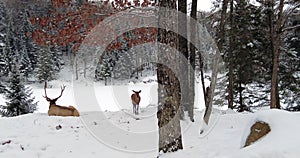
[43,82,66,101]
[54,85,66,100]
[43,81,50,100]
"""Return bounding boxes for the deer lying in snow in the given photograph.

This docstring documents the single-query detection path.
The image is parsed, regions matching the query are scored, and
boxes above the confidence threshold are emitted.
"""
[43,82,80,117]
[131,90,141,115]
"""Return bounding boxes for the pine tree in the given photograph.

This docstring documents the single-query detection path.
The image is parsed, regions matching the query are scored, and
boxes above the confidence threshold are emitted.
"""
[114,50,134,81]
[212,0,273,111]
[0,1,8,85]
[95,53,113,85]
[18,9,39,79]
[280,9,300,109]
[35,46,56,82]
[112,34,134,81]
[2,12,17,76]
[0,62,37,117]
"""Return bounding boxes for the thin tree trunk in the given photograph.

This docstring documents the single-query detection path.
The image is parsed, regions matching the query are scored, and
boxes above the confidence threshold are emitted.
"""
[271,0,284,109]
[203,54,220,124]
[199,52,207,104]
[75,56,78,80]
[228,0,234,109]
[238,79,244,112]
[188,0,197,122]
[217,0,229,50]
[203,0,228,125]
[178,0,189,120]
[157,0,183,154]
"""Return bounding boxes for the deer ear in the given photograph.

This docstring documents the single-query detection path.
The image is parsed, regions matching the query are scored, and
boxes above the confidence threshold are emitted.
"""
[132,90,135,93]
[138,90,141,93]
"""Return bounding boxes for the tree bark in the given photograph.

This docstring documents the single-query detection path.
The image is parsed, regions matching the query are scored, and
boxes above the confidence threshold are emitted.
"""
[203,0,228,125]
[178,0,189,120]
[188,0,197,122]
[157,0,183,153]
[228,0,234,109]
[270,0,284,109]
[203,55,220,124]
[199,52,207,104]
[217,0,229,50]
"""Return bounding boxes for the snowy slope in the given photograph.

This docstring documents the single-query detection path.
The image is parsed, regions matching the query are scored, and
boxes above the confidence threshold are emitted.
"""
[1,67,300,157]
[1,107,300,158]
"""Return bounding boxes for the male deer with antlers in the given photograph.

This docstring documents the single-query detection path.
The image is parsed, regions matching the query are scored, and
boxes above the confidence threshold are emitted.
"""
[131,90,141,115]
[43,82,80,117]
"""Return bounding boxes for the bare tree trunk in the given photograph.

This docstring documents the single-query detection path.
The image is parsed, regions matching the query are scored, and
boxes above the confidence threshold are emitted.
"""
[203,55,220,124]
[203,0,228,125]
[271,0,284,109]
[217,0,229,50]
[75,56,78,80]
[178,0,189,120]
[157,0,183,154]
[228,0,234,109]
[199,52,207,104]
[238,79,245,112]
[188,0,197,122]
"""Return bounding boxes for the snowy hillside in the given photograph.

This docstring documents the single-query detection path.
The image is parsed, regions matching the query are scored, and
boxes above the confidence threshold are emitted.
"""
[1,107,300,158]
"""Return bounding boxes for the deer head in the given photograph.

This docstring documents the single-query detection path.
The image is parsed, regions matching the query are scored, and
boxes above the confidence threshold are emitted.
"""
[43,82,66,106]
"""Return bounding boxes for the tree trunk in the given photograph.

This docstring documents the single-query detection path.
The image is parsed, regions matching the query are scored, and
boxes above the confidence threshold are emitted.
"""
[188,0,197,122]
[217,0,229,50]
[157,0,183,154]
[178,0,189,120]
[238,79,244,112]
[203,0,228,125]
[75,56,78,80]
[199,52,207,104]
[228,0,234,109]
[271,0,284,109]
[203,55,220,124]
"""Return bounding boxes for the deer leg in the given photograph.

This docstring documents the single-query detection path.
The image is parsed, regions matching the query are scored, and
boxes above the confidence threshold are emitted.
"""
[133,104,136,115]
[134,104,138,115]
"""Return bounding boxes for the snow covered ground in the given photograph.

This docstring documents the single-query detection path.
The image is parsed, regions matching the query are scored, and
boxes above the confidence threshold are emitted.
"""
[1,106,300,158]
[1,68,300,157]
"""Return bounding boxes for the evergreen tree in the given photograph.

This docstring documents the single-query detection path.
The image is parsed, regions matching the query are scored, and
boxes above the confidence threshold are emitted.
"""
[35,46,56,82]
[95,52,113,85]
[0,62,37,117]
[18,9,39,79]
[114,50,134,81]
[280,9,300,109]
[2,13,17,76]
[0,1,8,88]
[0,1,8,72]
[50,44,64,73]
[210,0,274,111]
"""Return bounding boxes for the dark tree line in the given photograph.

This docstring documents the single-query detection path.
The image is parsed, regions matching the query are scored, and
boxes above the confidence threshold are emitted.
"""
[0,1,63,116]
[201,0,300,112]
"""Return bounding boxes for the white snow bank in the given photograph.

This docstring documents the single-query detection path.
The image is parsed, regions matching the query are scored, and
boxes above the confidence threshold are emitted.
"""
[1,109,300,158]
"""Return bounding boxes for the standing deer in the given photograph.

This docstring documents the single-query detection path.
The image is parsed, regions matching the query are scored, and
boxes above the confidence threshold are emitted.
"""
[43,82,80,117]
[131,90,141,115]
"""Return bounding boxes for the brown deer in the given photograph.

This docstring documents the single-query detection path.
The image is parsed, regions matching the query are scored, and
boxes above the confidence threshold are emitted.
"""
[131,90,141,115]
[43,82,80,117]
